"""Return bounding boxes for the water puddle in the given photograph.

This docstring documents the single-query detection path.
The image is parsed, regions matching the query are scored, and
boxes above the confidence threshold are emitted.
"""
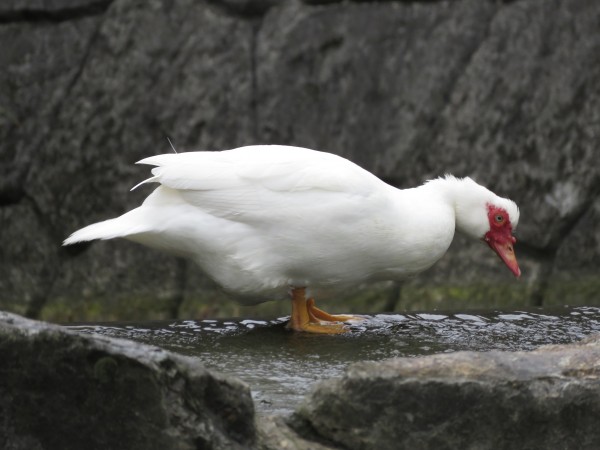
[69,306,600,416]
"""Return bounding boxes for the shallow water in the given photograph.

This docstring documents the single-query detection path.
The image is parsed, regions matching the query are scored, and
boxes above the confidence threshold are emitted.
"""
[70,306,600,416]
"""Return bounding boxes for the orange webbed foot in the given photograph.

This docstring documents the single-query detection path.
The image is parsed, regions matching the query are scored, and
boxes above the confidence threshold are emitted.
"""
[306,298,358,323]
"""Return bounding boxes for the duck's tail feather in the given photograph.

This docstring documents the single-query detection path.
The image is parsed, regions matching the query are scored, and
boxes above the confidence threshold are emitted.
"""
[63,209,149,246]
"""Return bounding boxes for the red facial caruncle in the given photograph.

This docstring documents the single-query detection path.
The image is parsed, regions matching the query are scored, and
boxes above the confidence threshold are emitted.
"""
[483,204,521,278]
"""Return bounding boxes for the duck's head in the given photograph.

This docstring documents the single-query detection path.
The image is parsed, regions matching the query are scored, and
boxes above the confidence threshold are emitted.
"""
[483,202,520,277]
[447,177,521,278]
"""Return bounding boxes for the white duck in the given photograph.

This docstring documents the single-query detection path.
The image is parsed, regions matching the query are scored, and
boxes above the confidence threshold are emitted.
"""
[64,145,521,333]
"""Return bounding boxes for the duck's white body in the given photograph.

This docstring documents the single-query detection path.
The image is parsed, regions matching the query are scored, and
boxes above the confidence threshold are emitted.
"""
[64,145,520,306]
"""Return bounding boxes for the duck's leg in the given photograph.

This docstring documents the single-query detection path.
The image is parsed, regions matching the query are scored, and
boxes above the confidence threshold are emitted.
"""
[287,287,348,334]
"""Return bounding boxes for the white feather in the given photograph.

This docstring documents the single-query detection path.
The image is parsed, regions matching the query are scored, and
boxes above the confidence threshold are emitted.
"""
[63,209,152,245]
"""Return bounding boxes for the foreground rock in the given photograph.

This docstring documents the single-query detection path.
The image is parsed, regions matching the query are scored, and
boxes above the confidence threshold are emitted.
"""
[3,311,600,450]
[0,312,256,450]
[291,334,600,450]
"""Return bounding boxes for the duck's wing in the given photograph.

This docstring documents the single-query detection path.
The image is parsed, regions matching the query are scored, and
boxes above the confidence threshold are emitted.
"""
[136,145,379,193]
[135,145,388,221]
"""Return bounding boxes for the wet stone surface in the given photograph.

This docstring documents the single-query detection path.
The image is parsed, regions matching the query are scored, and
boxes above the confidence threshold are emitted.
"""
[69,306,600,416]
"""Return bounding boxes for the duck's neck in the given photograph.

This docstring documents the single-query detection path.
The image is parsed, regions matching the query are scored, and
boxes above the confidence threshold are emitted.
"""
[366,181,454,278]
[420,176,491,240]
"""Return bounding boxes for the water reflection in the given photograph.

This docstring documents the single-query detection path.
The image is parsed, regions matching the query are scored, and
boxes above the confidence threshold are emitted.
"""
[69,306,600,415]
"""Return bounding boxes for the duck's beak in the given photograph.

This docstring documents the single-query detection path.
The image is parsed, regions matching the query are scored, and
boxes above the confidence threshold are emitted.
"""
[485,234,521,278]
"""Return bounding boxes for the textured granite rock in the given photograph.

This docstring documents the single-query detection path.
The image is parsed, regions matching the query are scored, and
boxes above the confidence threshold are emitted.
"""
[0,311,256,450]
[291,334,600,450]
[1,0,599,319]
[0,0,255,318]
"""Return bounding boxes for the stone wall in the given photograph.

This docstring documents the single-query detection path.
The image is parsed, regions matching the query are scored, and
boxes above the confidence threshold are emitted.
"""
[1,0,599,320]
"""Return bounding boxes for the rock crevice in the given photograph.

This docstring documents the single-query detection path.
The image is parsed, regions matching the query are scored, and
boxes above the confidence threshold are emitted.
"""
[0,0,114,24]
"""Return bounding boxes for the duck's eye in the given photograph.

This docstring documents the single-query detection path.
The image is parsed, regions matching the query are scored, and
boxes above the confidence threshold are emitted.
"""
[495,214,504,223]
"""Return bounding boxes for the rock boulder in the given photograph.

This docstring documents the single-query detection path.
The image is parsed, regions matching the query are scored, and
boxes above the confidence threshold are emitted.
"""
[0,311,256,450]
[291,335,600,450]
